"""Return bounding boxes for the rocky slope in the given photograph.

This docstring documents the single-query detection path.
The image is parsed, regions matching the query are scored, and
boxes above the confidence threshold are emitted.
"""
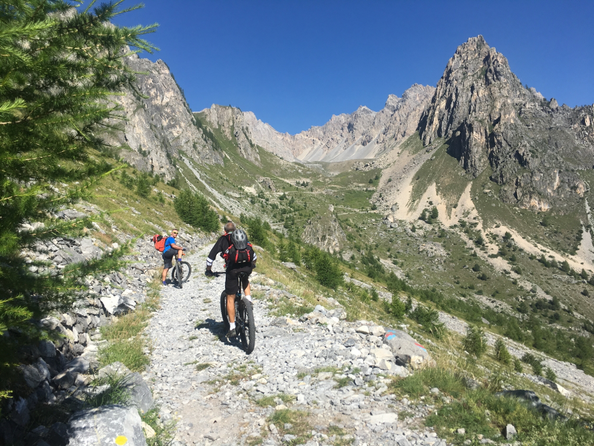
[103,54,223,180]
[418,35,594,212]
[199,84,434,163]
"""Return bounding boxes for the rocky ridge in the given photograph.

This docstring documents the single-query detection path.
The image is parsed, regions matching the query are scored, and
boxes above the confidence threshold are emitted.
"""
[418,35,594,212]
[199,84,434,164]
[104,54,223,181]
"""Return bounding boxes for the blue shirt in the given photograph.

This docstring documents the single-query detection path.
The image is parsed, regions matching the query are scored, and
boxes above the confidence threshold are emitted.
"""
[163,236,176,253]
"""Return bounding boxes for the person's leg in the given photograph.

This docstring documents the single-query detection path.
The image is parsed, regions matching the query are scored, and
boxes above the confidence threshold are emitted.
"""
[177,248,183,259]
[243,282,252,302]
[227,294,236,324]
[162,250,174,284]
[225,269,239,336]
[242,268,253,302]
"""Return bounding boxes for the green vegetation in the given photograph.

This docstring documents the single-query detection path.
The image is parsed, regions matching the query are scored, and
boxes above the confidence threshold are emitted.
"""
[463,325,488,358]
[390,365,594,445]
[268,409,313,445]
[494,338,512,365]
[98,284,161,372]
[303,246,344,289]
[409,142,469,211]
[174,189,220,232]
[0,0,155,404]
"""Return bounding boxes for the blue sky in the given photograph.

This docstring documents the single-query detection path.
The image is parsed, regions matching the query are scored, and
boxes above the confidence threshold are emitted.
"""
[113,0,594,134]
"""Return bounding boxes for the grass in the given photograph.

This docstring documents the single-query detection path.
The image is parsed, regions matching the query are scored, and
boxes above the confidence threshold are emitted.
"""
[97,278,161,372]
[141,406,177,446]
[195,363,211,372]
[268,409,313,445]
[387,348,594,445]
[408,142,469,212]
[256,393,295,407]
[85,374,131,408]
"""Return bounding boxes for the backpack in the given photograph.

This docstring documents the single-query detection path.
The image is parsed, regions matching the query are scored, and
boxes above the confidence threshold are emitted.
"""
[223,242,254,265]
[152,234,166,252]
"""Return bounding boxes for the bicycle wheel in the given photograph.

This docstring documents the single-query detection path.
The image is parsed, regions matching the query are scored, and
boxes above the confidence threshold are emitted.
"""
[175,261,182,289]
[178,261,191,282]
[238,300,256,354]
[220,291,229,332]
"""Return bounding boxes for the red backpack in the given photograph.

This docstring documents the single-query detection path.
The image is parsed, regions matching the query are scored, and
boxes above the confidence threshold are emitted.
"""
[152,234,166,252]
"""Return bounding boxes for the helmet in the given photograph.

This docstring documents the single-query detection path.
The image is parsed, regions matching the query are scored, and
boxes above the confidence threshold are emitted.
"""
[231,229,248,250]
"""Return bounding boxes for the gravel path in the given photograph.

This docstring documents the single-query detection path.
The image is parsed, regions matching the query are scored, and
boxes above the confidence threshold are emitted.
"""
[142,245,450,446]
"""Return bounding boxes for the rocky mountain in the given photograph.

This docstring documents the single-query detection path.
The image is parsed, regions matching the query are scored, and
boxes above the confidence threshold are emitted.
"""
[199,83,434,163]
[418,35,594,212]
[103,54,223,180]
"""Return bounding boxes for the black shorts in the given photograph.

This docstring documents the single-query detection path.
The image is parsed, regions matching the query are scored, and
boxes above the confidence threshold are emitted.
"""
[162,249,177,269]
[225,265,253,295]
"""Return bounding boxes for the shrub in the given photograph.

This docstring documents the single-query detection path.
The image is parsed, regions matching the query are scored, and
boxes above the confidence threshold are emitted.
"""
[494,338,512,365]
[390,296,406,319]
[545,367,557,382]
[304,247,343,289]
[287,241,301,266]
[522,353,543,376]
[513,357,523,373]
[409,305,445,338]
[174,189,219,232]
[463,325,488,358]
[371,288,379,302]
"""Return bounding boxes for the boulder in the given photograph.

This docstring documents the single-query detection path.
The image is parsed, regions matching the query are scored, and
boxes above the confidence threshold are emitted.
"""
[366,412,398,424]
[52,371,76,390]
[100,295,120,315]
[66,357,90,374]
[20,358,51,389]
[66,405,146,446]
[98,362,131,380]
[39,340,56,358]
[121,373,154,413]
[383,329,434,369]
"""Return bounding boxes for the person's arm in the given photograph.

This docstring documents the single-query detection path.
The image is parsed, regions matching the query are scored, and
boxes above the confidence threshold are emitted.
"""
[171,242,183,251]
[206,237,225,273]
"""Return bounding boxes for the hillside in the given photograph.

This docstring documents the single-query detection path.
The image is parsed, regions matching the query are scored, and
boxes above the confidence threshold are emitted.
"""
[5,24,594,444]
[90,32,594,383]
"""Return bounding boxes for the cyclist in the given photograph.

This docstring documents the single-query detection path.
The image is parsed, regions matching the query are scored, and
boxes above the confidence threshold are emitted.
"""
[205,224,257,338]
[162,229,184,285]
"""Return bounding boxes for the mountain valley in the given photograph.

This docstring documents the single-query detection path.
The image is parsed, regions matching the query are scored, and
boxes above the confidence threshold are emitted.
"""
[5,25,594,445]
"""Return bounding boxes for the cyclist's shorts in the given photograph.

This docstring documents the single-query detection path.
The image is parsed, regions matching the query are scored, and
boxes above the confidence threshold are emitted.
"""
[226,265,252,295]
[162,249,177,269]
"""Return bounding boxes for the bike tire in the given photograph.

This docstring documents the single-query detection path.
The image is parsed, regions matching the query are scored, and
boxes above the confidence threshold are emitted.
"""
[238,300,256,354]
[220,290,230,333]
[178,261,191,282]
[176,261,182,289]
[172,261,192,287]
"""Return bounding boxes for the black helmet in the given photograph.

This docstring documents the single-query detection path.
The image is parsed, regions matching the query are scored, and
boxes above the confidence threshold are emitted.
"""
[231,229,248,250]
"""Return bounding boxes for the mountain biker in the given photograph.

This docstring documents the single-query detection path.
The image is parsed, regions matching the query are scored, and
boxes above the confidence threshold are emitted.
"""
[162,229,184,285]
[205,223,257,338]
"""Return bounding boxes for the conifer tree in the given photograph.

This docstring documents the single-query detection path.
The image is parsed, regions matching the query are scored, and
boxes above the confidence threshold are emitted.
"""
[0,0,156,394]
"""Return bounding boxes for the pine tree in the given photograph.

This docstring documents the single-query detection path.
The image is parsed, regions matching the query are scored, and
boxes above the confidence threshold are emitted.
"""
[0,0,156,396]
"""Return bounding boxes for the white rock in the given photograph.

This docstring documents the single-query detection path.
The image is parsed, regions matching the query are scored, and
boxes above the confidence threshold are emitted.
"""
[367,412,398,424]
[356,325,370,335]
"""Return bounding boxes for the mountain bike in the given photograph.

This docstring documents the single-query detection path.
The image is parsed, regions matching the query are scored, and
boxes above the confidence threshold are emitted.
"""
[171,249,191,288]
[219,272,256,354]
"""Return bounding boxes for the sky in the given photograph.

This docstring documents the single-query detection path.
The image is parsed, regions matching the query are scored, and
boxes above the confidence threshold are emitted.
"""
[112,0,594,135]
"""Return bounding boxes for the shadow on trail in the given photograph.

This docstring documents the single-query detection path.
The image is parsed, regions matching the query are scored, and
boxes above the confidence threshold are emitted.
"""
[194,318,245,351]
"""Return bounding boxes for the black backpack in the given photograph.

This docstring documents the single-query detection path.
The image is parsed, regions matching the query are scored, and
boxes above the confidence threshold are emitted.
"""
[223,242,254,265]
